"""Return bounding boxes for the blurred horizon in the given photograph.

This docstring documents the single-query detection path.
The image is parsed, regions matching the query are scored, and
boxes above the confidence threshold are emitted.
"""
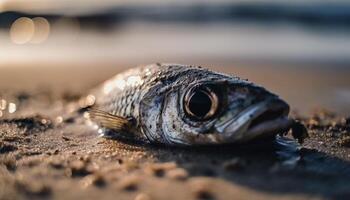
[1,0,350,66]
[0,0,350,115]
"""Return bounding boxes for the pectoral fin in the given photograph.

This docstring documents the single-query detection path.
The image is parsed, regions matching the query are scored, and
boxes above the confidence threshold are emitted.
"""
[88,109,134,131]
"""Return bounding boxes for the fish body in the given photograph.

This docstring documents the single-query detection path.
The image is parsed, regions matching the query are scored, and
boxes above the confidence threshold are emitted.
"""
[88,63,292,145]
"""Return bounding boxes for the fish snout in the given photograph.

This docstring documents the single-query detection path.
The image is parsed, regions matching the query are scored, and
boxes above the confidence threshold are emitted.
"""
[247,97,290,131]
[237,97,292,142]
[214,96,291,143]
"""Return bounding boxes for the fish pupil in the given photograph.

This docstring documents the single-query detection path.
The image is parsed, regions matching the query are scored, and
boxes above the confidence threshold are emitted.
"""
[188,90,212,118]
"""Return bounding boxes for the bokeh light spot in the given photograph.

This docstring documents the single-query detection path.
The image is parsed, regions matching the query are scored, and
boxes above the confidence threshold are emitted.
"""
[31,17,50,44]
[10,17,35,44]
[0,99,6,110]
[8,102,17,113]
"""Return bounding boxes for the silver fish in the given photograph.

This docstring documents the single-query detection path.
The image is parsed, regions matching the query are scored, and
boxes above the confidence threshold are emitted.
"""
[87,63,293,145]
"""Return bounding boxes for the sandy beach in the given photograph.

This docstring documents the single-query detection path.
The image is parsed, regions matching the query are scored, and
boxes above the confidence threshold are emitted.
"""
[1,64,350,200]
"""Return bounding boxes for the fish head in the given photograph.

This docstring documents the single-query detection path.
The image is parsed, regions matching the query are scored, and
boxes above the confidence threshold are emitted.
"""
[140,66,291,145]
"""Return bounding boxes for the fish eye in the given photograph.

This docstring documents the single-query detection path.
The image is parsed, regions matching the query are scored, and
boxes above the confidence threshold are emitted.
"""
[184,86,219,120]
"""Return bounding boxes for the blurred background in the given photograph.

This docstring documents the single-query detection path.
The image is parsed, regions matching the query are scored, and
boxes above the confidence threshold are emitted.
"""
[0,0,350,114]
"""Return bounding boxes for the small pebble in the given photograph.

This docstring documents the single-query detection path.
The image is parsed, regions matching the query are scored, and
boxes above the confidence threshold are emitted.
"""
[118,176,139,191]
[166,168,188,180]
[49,160,64,169]
[196,190,215,200]
[1,155,17,171]
[81,174,106,188]
[55,116,63,124]
[145,162,177,177]
[222,158,246,171]
[135,193,151,200]
[191,180,215,200]
[62,136,71,141]
[69,160,91,177]
[15,178,51,196]
[339,136,350,148]
[0,142,17,153]
[346,117,350,125]
[291,121,308,143]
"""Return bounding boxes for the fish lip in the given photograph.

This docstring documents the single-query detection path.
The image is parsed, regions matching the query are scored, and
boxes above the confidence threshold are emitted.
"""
[247,98,290,129]
[244,116,293,141]
[216,97,291,142]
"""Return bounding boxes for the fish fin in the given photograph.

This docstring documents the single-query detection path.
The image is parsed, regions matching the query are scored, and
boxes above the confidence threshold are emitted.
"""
[88,109,134,131]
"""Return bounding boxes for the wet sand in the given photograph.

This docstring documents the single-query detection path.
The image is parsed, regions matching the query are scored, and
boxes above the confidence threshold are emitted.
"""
[1,62,350,114]
[1,64,350,200]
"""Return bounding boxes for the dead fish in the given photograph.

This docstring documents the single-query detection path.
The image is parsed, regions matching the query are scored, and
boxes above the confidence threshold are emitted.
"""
[87,63,295,145]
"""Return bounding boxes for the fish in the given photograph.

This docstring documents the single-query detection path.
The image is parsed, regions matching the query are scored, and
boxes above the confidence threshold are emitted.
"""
[86,63,296,145]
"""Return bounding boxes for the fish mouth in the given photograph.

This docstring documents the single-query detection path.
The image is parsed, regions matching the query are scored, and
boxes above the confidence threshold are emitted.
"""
[216,98,292,142]
[244,98,292,140]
